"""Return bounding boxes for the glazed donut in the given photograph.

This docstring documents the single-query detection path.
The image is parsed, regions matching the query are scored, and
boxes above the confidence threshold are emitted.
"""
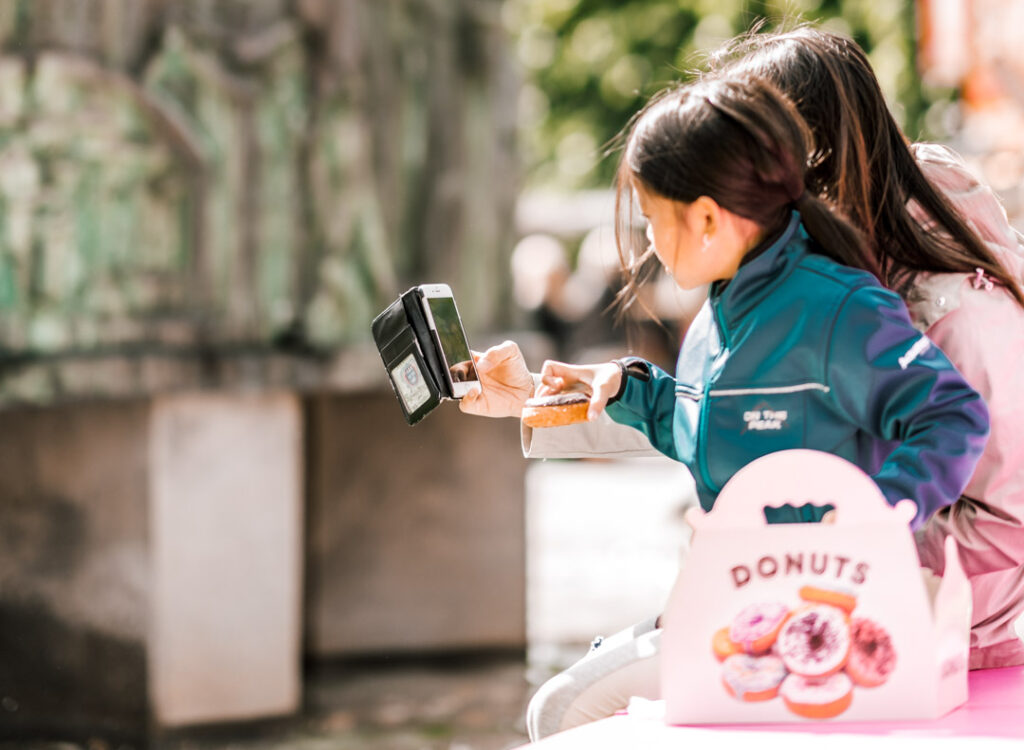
[780,671,853,719]
[721,653,788,702]
[799,585,857,615]
[845,617,897,687]
[521,393,590,428]
[711,626,744,661]
[777,605,851,678]
[728,602,790,654]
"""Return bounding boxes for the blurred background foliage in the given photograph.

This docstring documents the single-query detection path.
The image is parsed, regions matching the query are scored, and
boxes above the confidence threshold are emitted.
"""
[0,0,519,380]
[504,0,948,190]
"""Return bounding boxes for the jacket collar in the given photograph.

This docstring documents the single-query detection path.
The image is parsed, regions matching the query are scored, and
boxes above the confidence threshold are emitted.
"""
[709,211,805,328]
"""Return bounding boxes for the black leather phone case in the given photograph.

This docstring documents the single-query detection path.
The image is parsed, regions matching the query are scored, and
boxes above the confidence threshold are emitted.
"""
[371,287,452,424]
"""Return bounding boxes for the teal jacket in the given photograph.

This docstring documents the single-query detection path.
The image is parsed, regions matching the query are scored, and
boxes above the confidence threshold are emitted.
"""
[606,213,989,528]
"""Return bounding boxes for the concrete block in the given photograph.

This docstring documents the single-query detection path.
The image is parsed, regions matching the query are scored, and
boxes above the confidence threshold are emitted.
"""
[0,390,305,737]
[0,400,149,737]
[305,392,527,655]
[148,391,303,727]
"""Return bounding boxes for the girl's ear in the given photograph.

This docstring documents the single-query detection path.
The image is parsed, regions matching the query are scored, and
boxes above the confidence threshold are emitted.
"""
[691,195,721,237]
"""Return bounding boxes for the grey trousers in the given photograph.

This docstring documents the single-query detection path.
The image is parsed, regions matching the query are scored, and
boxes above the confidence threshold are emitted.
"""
[526,616,662,741]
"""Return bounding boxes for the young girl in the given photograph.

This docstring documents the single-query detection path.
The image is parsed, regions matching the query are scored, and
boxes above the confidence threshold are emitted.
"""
[545,73,987,528]
[466,70,991,740]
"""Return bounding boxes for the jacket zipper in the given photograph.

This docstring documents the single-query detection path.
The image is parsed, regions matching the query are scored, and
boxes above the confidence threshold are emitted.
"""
[696,299,730,494]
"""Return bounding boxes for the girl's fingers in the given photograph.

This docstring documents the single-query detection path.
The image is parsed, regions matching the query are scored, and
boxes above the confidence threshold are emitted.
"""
[585,363,623,420]
[586,384,612,420]
[540,374,565,390]
[475,340,523,373]
[538,359,568,379]
[458,387,479,413]
[540,360,587,387]
[537,360,619,406]
[535,383,554,397]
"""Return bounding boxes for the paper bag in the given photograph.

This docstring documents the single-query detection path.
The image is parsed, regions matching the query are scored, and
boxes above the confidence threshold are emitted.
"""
[661,449,970,724]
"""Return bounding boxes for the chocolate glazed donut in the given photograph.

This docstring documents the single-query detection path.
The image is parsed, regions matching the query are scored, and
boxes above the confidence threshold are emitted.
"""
[521,392,590,428]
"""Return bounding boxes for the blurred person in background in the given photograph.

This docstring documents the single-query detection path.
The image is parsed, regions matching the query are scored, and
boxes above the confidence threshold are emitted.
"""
[462,23,1024,738]
[510,227,701,369]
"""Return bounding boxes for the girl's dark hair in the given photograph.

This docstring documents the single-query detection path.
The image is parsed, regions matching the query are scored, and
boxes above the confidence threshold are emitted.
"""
[615,74,879,305]
[708,25,1024,306]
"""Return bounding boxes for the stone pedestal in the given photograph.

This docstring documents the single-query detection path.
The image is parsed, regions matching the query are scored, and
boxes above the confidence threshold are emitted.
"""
[148,392,302,727]
[0,400,149,738]
[0,391,303,739]
[305,392,528,655]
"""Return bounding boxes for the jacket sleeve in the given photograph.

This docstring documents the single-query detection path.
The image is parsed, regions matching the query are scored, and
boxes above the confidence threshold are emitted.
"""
[825,284,990,529]
[604,360,683,462]
[520,411,660,459]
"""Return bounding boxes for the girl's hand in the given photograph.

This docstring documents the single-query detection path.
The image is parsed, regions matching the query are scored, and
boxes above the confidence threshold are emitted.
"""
[459,340,535,418]
[538,360,622,421]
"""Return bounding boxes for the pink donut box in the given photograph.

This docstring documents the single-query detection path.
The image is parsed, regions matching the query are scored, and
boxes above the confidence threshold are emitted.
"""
[660,449,971,724]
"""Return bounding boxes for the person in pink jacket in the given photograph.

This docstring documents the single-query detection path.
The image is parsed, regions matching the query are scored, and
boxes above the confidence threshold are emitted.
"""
[907,142,1024,669]
[461,25,1024,739]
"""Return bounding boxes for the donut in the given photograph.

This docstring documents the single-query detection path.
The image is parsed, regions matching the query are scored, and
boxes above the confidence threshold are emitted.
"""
[777,605,850,677]
[799,584,857,615]
[728,602,790,654]
[780,671,853,719]
[521,393,590,428]
[711,626,744,661]
[845,617,897,687]
[721,653,787,702]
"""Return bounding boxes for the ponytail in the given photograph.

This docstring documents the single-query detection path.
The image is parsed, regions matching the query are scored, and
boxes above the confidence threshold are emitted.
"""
[794,192,881,279]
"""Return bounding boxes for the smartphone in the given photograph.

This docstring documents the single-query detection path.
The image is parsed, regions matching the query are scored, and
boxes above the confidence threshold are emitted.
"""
[418,283,481,399]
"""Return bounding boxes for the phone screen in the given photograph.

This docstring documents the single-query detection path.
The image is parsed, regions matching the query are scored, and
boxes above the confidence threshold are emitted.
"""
[425,296,480,389]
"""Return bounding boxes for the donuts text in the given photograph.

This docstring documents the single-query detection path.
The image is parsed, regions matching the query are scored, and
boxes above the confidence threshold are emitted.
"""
[730,552,869,589]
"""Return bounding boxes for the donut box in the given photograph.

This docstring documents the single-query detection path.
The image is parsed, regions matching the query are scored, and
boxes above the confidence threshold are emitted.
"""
[661,449,970,724]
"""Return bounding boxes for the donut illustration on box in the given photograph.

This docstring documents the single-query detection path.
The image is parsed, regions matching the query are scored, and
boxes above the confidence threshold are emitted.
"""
[778,604,852,679]
[711,587,896,719]
[660,450,971,724]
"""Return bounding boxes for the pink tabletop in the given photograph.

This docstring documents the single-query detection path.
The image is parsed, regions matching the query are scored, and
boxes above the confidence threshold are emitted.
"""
[518,665,1024,748]
[700,664,1024,738]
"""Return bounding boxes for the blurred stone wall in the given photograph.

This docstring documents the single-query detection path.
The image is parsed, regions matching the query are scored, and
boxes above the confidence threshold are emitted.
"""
[0,0,520,405]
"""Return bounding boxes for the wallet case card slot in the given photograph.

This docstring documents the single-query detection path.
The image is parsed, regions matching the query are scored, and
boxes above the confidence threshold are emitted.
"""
[386,340,438,421]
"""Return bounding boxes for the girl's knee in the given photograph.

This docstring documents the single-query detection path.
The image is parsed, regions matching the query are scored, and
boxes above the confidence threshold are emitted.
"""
[525,628,662,741]
[526,672,577,741]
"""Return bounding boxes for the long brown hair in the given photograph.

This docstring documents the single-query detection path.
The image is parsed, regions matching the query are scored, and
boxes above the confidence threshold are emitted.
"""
[614,74,878,306]
[708,25,1024,306]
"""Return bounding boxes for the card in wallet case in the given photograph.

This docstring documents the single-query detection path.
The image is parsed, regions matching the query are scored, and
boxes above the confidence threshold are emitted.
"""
[371,287,449,424]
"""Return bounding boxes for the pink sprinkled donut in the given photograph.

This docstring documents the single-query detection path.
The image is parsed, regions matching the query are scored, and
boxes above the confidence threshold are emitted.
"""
[777,605,850,678]
[729,602,790,654]
[721,653,788,702]
[846,617,897,687]
[780,671,853,719]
